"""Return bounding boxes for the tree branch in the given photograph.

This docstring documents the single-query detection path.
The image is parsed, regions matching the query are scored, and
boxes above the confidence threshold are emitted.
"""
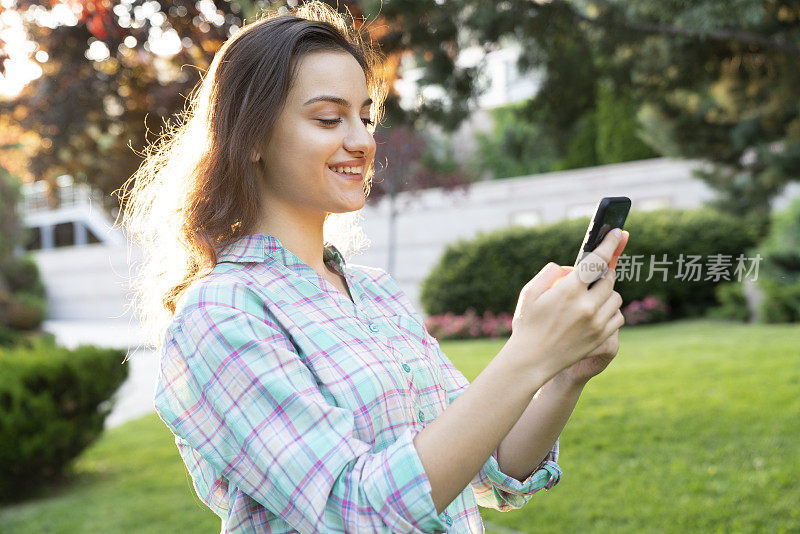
[557,1,800,57]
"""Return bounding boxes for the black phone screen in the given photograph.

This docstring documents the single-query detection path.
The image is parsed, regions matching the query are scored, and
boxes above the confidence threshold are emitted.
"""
[575,196,631,287]
[586,199,631,254]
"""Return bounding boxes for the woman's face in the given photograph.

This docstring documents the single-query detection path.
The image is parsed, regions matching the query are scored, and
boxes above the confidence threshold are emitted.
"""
[254,50,376,220]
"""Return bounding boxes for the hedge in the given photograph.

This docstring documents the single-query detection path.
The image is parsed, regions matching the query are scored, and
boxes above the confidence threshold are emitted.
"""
[419,206,760,319]
[0,335,128,501]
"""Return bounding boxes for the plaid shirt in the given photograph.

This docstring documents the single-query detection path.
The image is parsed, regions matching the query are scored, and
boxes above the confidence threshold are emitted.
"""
[154,233,561,533]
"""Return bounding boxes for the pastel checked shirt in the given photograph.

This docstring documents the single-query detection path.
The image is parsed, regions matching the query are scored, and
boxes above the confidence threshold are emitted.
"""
[154,233,562,534]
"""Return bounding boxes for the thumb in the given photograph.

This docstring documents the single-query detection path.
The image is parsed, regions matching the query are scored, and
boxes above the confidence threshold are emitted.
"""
[527,262,571,299]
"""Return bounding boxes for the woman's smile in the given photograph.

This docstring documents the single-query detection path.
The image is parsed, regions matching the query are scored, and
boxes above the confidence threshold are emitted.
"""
[328,166,364,181]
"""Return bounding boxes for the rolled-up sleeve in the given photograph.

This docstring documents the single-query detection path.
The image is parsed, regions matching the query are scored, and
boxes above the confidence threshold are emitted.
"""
[154,300,448,534]
[422,327,563,512]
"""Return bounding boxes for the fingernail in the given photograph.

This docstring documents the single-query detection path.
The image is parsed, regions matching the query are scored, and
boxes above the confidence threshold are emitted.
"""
[613,228,622,238]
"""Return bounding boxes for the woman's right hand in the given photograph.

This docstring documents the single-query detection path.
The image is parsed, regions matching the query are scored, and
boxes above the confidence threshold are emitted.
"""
[509,229,626,383]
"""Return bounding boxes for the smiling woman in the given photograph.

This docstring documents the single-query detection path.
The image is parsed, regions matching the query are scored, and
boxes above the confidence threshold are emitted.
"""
[116,0,387,352]
[115,2,563,533]
[247,49,377,246]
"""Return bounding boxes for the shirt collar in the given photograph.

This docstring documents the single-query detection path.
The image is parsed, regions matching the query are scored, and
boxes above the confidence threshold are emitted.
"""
[216,233,346,273]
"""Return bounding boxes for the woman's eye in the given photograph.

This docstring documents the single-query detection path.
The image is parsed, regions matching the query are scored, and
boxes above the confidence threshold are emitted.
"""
[317,118,375,127]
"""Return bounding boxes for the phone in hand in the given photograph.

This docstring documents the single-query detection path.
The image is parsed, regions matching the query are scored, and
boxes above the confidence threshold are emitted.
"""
[575,196,631,289]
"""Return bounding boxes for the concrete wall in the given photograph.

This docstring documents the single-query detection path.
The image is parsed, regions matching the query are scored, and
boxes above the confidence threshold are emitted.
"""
[350,157,721,312]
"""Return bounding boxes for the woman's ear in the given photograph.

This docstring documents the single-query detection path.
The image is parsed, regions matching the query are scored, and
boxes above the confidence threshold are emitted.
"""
[250,150,261,163]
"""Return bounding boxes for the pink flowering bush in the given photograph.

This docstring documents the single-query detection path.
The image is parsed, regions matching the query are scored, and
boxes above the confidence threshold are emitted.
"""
[424,297,670,339]
[424,307,513,340]
[621,295,670,326]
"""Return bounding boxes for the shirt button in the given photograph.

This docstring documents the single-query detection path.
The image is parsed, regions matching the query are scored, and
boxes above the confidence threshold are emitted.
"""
[402,363,411,372]
[368,323,379,333]
[417,410,425,422]
[445,516,453,526]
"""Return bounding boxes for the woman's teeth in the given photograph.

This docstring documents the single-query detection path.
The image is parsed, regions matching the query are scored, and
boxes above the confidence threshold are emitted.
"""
[330,166,362,175]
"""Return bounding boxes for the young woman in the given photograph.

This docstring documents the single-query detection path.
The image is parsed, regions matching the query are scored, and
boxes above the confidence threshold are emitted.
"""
[119,2,628,532]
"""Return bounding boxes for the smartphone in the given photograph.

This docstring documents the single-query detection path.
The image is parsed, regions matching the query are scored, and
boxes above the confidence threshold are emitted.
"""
[575,196,631,289]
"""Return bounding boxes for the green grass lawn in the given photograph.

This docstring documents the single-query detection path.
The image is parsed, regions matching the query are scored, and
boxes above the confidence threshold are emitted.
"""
[1,319,798,533]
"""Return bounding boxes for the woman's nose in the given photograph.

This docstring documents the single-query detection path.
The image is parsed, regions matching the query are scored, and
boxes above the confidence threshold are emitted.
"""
[344,120,374,154]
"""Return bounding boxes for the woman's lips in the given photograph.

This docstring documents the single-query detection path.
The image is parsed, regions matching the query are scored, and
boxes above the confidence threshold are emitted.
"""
[328,167,363,181]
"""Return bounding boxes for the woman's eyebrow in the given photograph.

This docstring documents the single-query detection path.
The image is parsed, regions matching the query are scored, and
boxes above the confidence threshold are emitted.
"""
[303,95,372,108]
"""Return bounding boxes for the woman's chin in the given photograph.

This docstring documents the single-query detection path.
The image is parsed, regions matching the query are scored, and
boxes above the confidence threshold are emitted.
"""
[329,196,366,213]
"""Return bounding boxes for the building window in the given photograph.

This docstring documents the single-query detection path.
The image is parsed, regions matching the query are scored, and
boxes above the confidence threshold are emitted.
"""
[54,222,74,248]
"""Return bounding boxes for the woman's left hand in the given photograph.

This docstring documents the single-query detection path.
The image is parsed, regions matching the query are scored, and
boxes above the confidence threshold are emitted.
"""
[555,329,620,386]
[547,229,629,386]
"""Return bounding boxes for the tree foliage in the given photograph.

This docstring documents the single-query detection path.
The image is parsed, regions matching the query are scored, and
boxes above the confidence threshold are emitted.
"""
[1,0,245,209]
[378,0,800,230]
[3,0,799,230]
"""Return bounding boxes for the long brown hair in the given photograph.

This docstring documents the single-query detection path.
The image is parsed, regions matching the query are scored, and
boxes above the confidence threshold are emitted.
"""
[115,1,388,354]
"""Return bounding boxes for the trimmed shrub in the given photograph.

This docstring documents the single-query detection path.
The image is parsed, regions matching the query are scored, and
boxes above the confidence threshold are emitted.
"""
[0,336,128,502]
[0,255,47,331]
[706,282,750,322]
[0,256,44,295]
[4,292,47,330]
[419,206,760,319]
